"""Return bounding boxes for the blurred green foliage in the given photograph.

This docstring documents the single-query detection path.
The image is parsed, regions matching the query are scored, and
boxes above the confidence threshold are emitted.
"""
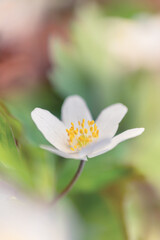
[0,99,55,200]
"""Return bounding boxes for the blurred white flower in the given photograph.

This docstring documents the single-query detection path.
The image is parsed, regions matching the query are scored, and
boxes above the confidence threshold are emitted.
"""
[68,10,160,76]
[0,0,70,42]
[0,0,44,41]
[105,15,160,72]
[31,95,144,160]
[0,181,80,240]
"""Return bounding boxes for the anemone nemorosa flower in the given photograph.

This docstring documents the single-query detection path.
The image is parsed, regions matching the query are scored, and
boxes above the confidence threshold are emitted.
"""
[31,95,144,161]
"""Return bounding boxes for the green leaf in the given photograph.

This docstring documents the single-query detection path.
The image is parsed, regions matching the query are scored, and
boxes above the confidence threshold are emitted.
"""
[0,101,22,138]
[0,112,32,188]
[0,101,55,198]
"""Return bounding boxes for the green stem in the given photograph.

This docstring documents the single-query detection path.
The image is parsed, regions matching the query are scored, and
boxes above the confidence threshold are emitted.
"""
[52,160,85,205]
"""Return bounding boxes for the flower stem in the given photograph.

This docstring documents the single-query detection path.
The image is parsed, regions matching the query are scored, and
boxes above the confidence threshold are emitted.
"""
[52,160,85,205]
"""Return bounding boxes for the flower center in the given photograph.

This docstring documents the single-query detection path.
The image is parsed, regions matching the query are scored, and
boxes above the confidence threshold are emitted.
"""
[66,119,99,151]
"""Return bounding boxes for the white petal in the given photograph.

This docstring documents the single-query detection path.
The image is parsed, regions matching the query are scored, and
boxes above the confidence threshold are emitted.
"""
[41,145,87,161]
[88,128,144,158]
[31,108,70,152]
[61,95,92,128]
[80,138,111,156]
[96,103,128,139]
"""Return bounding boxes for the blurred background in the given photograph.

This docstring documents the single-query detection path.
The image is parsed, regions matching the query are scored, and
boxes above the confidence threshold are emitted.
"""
[0,0,160,239]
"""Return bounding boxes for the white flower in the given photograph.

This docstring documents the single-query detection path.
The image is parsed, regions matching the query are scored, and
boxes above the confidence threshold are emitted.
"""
[0,0,65,42]
[105,15,160,72]
[0,181,80,240]
[31,95,144,161]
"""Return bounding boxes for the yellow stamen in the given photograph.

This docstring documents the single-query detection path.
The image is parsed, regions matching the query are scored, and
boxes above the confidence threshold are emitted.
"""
[94,124,97,131]
[84,128,88,134]
[86,137,90,143]
[81,119,85,128]
[80,129,83,134]
[92,132,96,137]
[90,120,94,125]
[90,127,93,132]
[66,119,99,151]
[79,136,83,141]
[74,130,78,135]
